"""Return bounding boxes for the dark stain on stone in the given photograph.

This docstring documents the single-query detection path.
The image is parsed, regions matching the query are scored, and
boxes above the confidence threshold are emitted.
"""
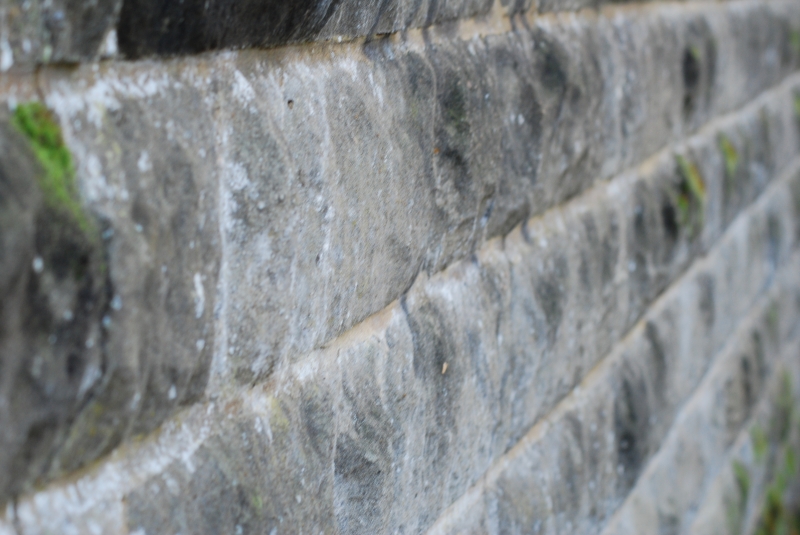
[118,0,345,58]
[644,321,668,403]
[658,512,680,535]
[336,375,394,531]
[436,71,472,197]
[0,114,112,502]
[602,213,620,287]
[539,41,568,97]
[661,199,679,242]
[682,46,702,117]
[614,367,649,492]
[402,297,461,466]
[334,431,388,532]
[580,215,599,293]
[302,388,334,461]
[697,274,715,330]
[535,255,567,347]
[766,213,782,271]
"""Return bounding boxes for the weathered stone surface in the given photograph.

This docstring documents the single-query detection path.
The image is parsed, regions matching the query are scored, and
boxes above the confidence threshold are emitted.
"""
[601,294,800,535]
[425,188,800,535]
[213,1,800,384]
[0,69,221,504]
[0,0,119,71]
[32,0,785,396]
[7,88,800,534]
[0,0,798,524]
[0,108,110,501]
[687,360,800,535]
[46,67,221,461]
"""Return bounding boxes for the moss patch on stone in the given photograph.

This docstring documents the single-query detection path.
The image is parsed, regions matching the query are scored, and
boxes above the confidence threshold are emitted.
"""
[11,102,91,233]
[754,372,800,535]
[719,133,739,180]
[753,425,769,462]
[674,154,706,237]
[794,93,800,120]
[791,29,800,57]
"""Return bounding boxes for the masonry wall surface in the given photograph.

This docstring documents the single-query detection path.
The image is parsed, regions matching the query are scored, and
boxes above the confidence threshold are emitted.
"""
[0,0,800,533]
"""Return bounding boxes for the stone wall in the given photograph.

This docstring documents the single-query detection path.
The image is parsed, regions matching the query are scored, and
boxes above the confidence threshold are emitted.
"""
[1,0,800,533]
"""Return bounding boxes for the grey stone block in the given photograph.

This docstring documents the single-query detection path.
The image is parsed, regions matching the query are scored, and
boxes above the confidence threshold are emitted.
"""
[0,0,120,71]
[0,108,110,501]
[601,283,800,535]
[216,1,800,385]
[426,176,800,535]
[686,356,800,535]
[0,70,221,504]
[8,87,795,534]
[1,0,797,516]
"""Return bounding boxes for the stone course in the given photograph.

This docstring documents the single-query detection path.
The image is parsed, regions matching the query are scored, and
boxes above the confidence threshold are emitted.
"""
[0,0,799,533]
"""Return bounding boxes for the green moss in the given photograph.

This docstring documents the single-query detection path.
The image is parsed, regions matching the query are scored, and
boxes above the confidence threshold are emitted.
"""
[11,102,91,233]
[794,93,800,120]
[754,371,800,535]
[752,425,769,462]
[791,30,800,57]
[674,154,707,237]
[733,460,751,501]
[767,302,781,342]
[250,493,264,513]
[689,45,702,64]
[719,134,739,180]
[756,445,800,535]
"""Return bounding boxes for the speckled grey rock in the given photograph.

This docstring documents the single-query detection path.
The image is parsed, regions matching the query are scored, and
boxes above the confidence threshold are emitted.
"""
[687,356,800,535]
[45,72,221,471]
[0,0,120,71]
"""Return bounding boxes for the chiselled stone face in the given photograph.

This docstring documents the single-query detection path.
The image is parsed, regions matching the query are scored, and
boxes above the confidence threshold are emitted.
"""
[1,0,800,533]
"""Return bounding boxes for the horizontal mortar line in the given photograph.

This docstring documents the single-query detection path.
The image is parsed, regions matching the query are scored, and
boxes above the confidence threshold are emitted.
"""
[600,264,800,535]
[424,154,800,534]
[7,76,798,524]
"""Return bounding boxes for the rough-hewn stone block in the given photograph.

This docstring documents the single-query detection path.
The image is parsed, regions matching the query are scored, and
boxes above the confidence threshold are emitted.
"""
[425,183,800,535]
[7,95,800,534]
[600,295,800,535]
[0,0,119,71]
[1,0,799,526]
[208,0,799,384]
[686,359,800,535]
[7,5,787,482]
[0,79,221,503]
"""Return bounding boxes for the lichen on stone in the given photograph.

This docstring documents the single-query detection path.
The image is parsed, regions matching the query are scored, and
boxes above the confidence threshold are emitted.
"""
[11,102,91,234]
